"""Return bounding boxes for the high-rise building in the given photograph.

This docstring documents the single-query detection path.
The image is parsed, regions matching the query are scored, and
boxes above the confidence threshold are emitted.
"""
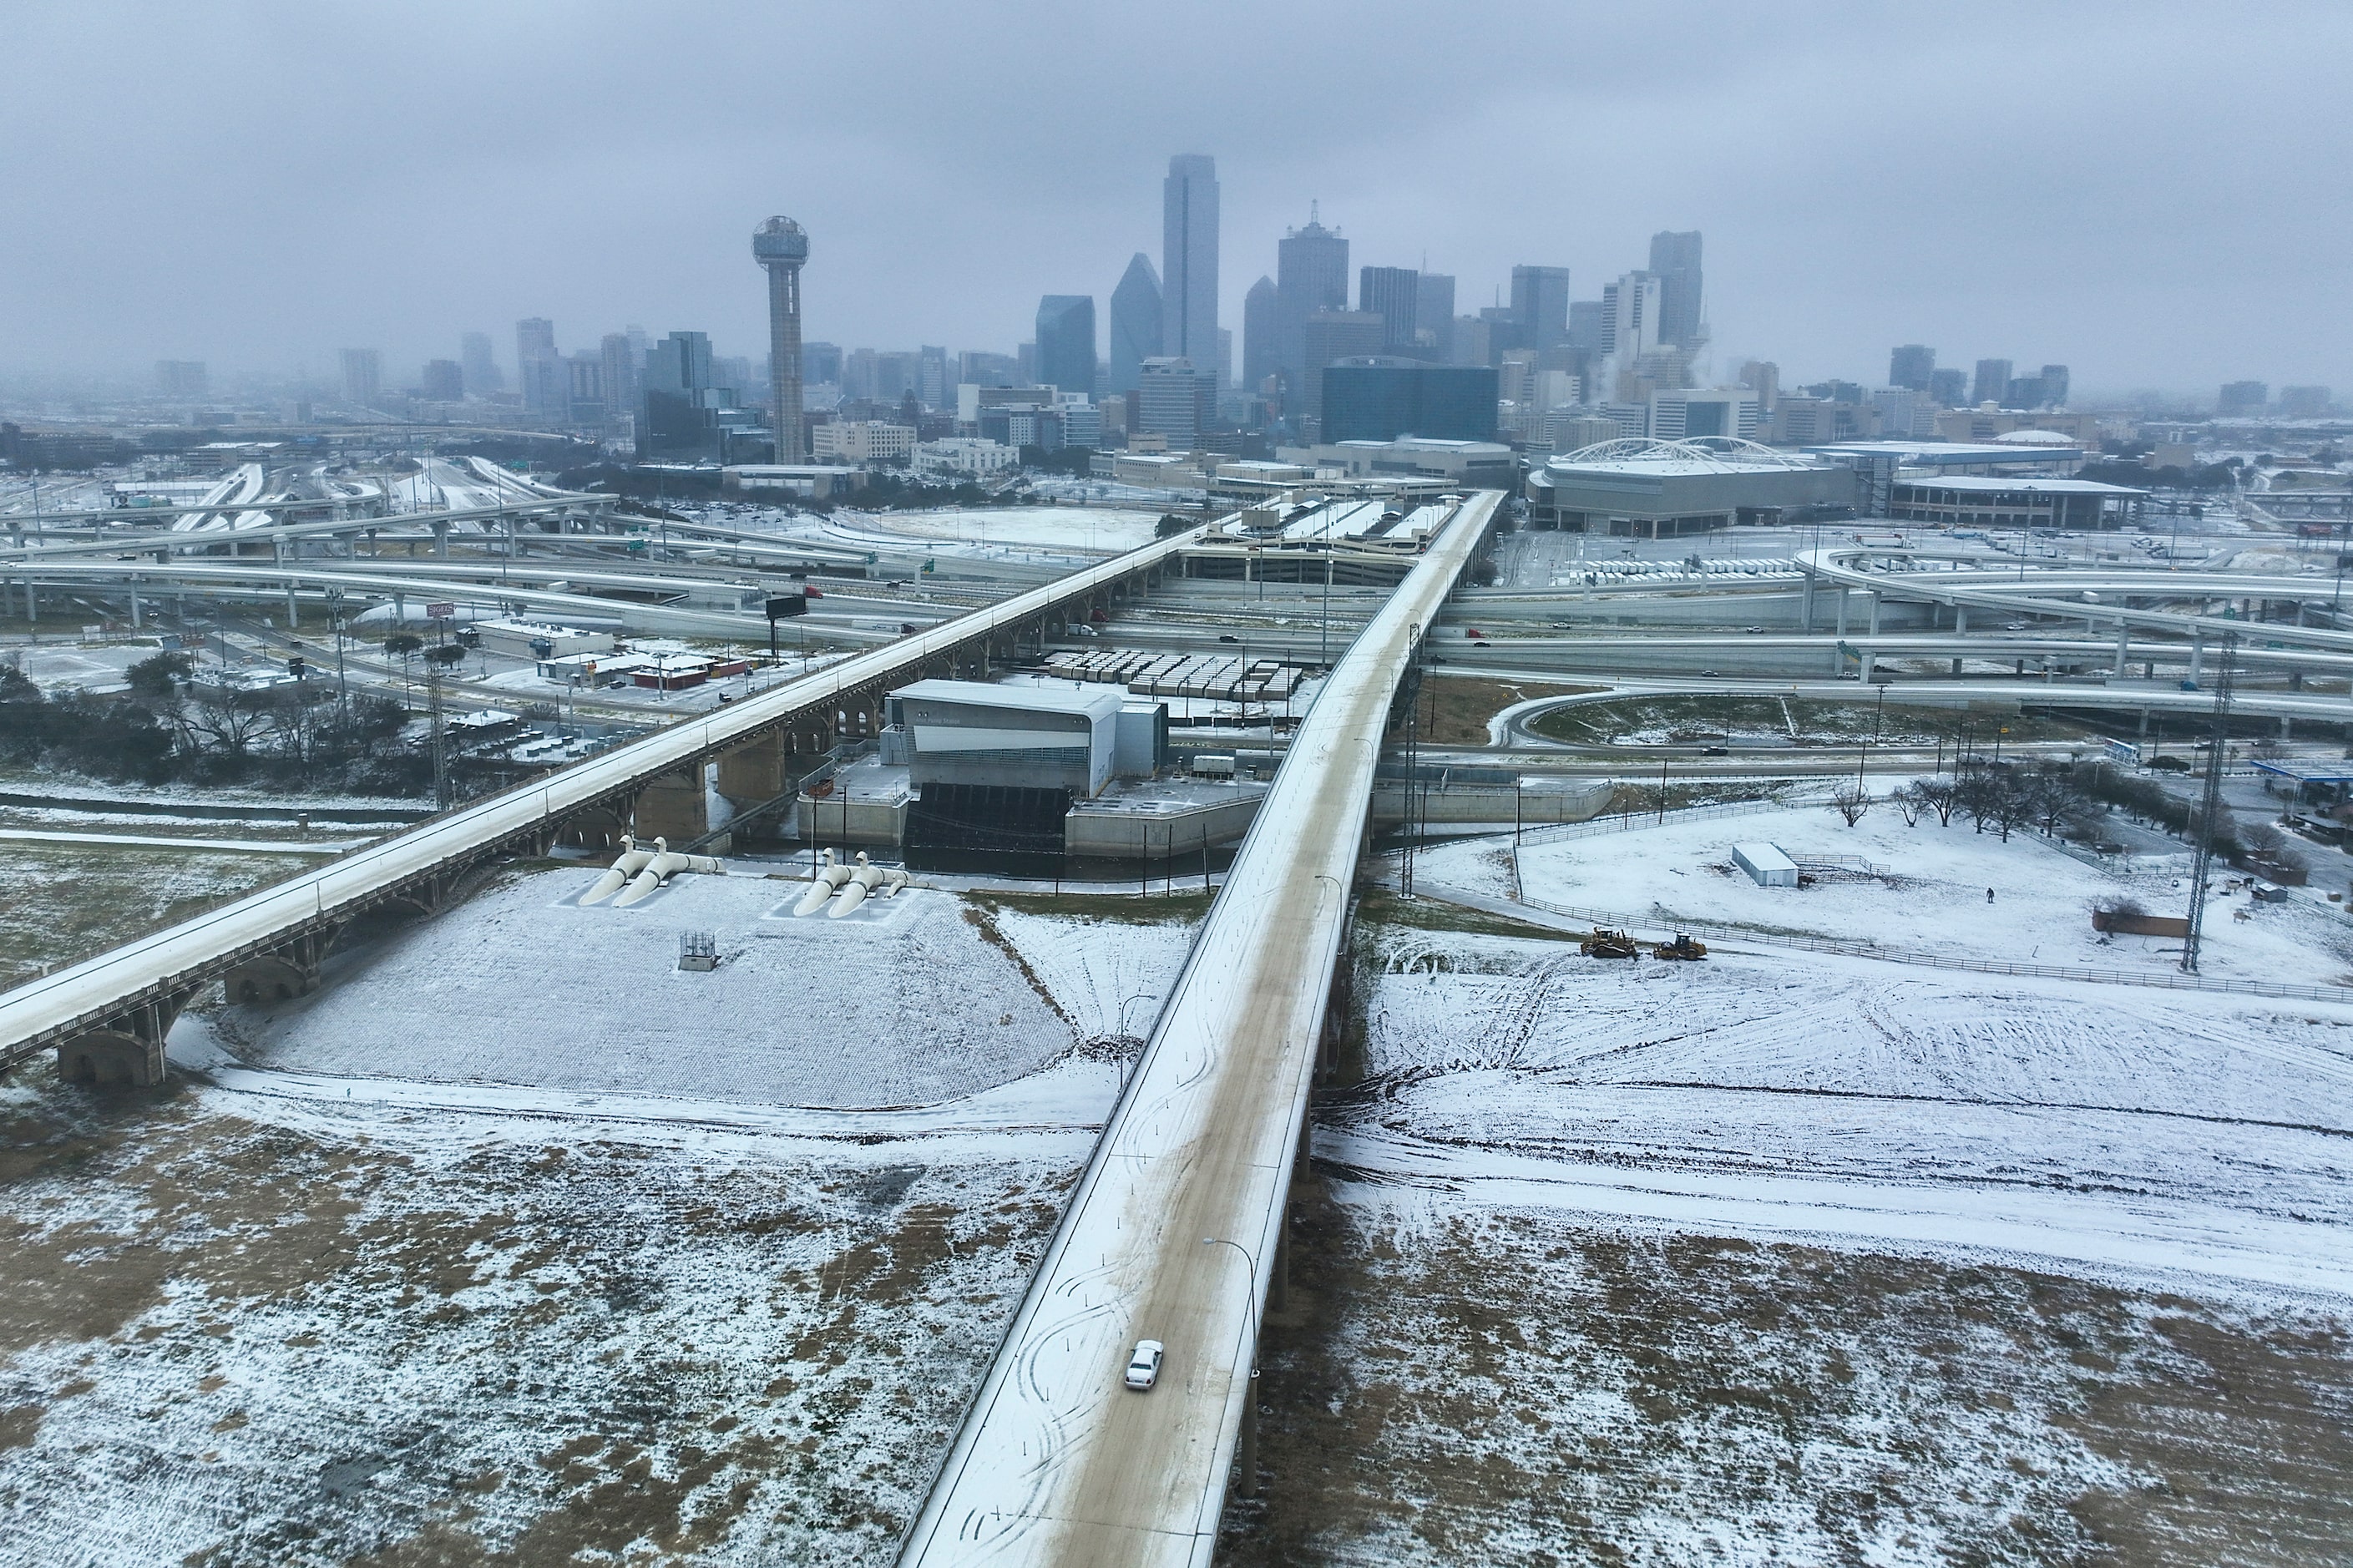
[1927,367,1967,407]
[1600,274,1659,359]
[1136,357,1211,448]
[461,332,502,396]
[915,346,949,410]
[600,334,635,429]
[1566,301,1607,362]
[2219,381,2268,416]
[1035,296,1096,396]
[1738,359,1779,412]
[564,352,607,427]
[1415,273,1455,361]
[1647,232,1703,349]
[1299,311,1386,425]
[516,319,561,416]
[1321,362,1499,443]
[1276,207,1349,396]
[1109,253,1163,396]
[154,361,206,398]
[340,348,382,407]
[2280,385,2332,417]
[1889,345,1936,392]
[1358,266,1420,352]
[1161,154,1220,372]
[805,342,844,387]
[420,359,463,402]
[955,349,1015,389]
[1241,276,1279,394]
[1510,266,1571,352]
[751,215,809,463]
[2039,365,2070,407]
[1971,358,2012,405]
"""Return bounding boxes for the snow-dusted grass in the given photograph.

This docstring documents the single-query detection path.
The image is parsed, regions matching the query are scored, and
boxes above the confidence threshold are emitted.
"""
[0,845,293,989]
[1421,797,2353,988]
[0,1076,1071,1566]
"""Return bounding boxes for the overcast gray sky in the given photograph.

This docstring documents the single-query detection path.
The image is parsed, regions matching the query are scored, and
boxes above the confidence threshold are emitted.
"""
[7,1,2349,398]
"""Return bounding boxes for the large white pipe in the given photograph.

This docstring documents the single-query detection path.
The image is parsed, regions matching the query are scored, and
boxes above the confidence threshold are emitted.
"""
[827,860,887,919]
[613,837,726,909]
[581,834,651,906]
[792,847,854,916]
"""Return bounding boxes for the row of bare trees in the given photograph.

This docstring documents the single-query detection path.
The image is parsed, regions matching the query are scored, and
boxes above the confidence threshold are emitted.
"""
[1829,757,2306,873]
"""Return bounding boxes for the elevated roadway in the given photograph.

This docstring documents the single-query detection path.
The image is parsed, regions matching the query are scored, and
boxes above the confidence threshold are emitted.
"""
[0,517,1216,1084]
[898,494,1495,1566]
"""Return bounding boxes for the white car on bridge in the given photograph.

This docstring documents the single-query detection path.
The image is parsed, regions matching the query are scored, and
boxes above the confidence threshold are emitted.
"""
[1123,1339,1165,1391]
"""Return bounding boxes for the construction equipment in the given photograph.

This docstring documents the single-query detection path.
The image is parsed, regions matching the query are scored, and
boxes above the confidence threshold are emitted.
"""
[1652,933,1708,962]
[1580,928,1639,959]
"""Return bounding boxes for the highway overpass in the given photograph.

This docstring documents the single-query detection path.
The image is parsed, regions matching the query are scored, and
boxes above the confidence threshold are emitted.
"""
[0,516,1217,1085]
[898,494,1495,1566]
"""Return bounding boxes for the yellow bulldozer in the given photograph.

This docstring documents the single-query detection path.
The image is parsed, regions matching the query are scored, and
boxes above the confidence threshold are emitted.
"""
[1580,928,1640,959]
[1652,933,1708,962]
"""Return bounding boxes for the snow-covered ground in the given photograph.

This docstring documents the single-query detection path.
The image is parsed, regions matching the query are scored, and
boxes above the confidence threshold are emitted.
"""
[0,884,1207,1565]
[833,505,1154,555]
[1418,797,2353,989]
[209,870,1196,1110]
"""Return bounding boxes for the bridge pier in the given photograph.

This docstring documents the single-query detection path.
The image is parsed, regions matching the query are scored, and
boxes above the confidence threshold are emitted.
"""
[2114,620,2129,675]
[56,991,192,1087]
[2190,631,2205,684]
[221,929,334,1004]
[558,803,630,852]
[634,765,710,843]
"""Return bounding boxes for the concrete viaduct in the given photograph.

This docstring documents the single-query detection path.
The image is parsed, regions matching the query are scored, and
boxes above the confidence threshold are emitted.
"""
[0,518,1212,1088]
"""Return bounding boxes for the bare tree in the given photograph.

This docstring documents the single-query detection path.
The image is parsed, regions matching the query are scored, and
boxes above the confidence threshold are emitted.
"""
[1893,783,1923,826]
[2023,767,2082,837]
[1910,776,1960,827]
[1830,785,1872,827]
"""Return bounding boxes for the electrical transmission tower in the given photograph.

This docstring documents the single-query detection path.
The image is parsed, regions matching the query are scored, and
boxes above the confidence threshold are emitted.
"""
[2179,629,2239,974]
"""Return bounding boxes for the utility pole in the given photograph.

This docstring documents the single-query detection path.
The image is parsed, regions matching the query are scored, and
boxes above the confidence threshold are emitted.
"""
[2180,629,2239,974]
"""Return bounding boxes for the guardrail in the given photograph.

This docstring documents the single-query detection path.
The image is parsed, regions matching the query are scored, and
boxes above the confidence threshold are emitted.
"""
[1506,890,2353,1004]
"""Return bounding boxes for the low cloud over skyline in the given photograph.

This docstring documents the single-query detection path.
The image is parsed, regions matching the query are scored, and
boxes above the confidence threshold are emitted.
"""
[7,1,2350,397]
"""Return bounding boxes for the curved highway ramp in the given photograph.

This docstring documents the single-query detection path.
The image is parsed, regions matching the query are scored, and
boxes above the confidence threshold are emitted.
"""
[898,493,1495,1566]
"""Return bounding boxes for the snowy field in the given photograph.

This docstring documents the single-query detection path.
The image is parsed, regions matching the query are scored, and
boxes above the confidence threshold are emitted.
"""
[1419,797,2353,989]
[212,868,1196,1109]
[0,885,1204,1565]
[1207,888,2353,1562]
[832,505,1154,555]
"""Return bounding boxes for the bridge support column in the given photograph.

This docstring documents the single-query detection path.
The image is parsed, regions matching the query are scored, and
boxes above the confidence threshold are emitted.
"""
[1954,604,1966,635]
[2189,631,2205,684]
[558,803,630,852]
[1834,589,1848,637]
[634,765,709,844]
[56,992,190,1087]
[1867,592,1881,635]
[1237,1388,1259,1498]
[1860,649,1876,683]
[2114,621,2129,675]
[433,519,449,559]
[221,929,332,1005]
[128,585,140,630]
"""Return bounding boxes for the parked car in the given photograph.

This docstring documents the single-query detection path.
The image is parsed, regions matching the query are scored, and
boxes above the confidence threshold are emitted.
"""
[1124,1339,1165,1391]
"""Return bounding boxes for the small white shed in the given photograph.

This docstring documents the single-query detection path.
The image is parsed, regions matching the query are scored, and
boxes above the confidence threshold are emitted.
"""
[1733,842,1799,888]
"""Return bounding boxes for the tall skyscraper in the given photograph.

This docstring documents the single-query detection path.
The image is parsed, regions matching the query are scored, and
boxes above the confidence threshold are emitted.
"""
[1035,295,1097,396]
[2039,364,2070,407]
[339,348,381,407]
[1109,253,1163,395]
[1889,344,1936,391]
[1415,273,1456,360]
[516,318,561,417]
[155,361,206,398]
[752,215,809,463]
[420,360,463,402]
[461,332,502,396]
[1927,367,1967,407]
[1241,276,1278,392]
[600,334,635,429]
[1161,154,1220,373]
[1647,231,1703,348]
[1298,311,1385,425]
[1971,358,2012,405]
[1600,274,1659,358]
[1510,266,1571,352]
[1275,207,1349,396]
[1358,266,1420,352]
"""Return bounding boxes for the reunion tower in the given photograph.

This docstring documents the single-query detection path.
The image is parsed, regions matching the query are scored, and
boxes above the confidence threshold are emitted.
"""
[752,215,808,463]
